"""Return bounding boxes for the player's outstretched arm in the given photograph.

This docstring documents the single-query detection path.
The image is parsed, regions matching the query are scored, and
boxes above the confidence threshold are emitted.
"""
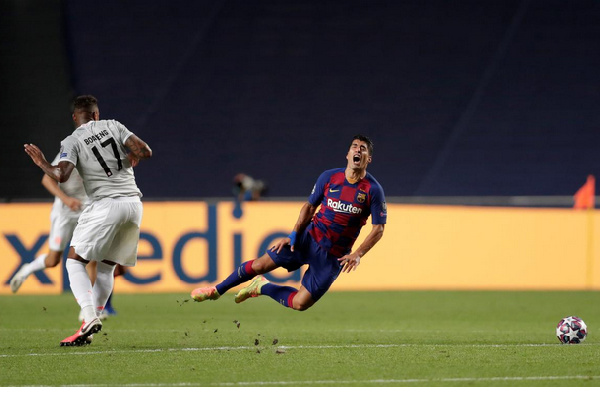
[338,224,385,273]
[24,144,75,183]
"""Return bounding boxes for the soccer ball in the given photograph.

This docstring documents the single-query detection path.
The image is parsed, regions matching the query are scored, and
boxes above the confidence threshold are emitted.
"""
[556,316,587,344]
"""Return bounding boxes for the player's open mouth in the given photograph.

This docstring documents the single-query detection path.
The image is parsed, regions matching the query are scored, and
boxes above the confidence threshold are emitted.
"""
[353,154,361,163]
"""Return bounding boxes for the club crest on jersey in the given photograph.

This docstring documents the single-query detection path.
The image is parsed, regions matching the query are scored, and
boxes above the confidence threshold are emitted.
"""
[356,192,367,204]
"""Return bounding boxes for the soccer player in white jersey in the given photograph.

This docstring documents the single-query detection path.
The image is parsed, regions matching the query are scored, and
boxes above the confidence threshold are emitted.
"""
[10,155,88,293]
[24,95,152,346]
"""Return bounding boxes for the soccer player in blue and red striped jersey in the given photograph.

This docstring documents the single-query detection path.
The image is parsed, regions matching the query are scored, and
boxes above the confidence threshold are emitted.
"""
[191,134,386,311]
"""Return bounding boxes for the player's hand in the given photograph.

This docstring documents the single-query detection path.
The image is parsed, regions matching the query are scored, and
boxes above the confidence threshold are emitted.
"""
[63,197,82,212]
[24,144,48,168]
[270,237,291,254]
[338,253,361,273]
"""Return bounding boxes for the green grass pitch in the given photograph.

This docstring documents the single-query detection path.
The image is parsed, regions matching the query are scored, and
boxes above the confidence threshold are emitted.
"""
[1,290,599,387]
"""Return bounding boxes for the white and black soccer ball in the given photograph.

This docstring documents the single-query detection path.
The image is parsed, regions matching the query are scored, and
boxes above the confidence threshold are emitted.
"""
[556,316,587,344]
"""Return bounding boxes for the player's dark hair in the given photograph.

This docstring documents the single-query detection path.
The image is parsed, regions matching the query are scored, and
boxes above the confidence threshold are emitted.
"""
[72,95,98,112]
[351,134,374,156]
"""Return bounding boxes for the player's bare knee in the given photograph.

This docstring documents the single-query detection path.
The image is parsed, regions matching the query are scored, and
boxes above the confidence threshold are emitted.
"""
[45,253,62,268]
[46,259,61,268]
[252,255,276,274]
[251,261,267,274]
[292,302,312,311]
[291,294,314,311]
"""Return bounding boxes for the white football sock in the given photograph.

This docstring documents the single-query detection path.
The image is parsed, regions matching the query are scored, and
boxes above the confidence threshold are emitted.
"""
[20,254,47,277]
[93,261,116,316]
[66,258,95,322]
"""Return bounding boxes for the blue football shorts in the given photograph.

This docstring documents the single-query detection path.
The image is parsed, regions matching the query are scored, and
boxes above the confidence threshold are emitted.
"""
[266,229,343,301]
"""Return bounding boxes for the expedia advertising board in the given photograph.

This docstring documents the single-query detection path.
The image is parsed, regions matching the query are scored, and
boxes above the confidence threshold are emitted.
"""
[1,202,599,294]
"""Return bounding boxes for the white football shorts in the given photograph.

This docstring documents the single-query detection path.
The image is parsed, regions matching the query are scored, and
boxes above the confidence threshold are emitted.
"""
[70,196,143,266]
[48,203,80,252]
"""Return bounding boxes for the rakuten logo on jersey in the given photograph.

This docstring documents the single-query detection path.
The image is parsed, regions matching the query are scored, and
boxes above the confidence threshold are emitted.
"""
[327,199,363,214]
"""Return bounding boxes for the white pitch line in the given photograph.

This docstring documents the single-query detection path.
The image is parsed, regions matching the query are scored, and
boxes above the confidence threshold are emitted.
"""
[22,375,600,387]
[0,342,596,359]
[215,375,600,386]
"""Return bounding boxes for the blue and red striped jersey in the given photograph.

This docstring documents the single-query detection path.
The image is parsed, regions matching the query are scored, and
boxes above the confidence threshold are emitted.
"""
[307,168,387,257]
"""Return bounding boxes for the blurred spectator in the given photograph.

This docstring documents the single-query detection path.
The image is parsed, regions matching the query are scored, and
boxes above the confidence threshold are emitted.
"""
[232,173,267,202]
[232,173,268,219]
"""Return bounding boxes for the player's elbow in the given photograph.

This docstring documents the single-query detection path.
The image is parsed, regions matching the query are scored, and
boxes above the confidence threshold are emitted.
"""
[57,173,71,183]
[56,169,71,183]
[55,162,74,183]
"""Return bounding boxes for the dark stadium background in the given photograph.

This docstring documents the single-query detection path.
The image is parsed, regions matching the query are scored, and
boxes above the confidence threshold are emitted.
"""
[2,0,599,204]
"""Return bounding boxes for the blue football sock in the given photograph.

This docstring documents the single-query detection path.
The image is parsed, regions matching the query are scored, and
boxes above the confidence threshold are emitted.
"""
[215,260,256,295]
[261,283,298,308]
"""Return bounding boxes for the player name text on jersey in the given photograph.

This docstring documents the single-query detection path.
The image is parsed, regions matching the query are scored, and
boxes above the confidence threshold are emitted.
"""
[83,129,110,145]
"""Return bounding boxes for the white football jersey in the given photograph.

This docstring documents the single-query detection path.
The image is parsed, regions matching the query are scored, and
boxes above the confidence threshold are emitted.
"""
[50,153,87,201]
[50,153,88,217]
[58,119,142,200]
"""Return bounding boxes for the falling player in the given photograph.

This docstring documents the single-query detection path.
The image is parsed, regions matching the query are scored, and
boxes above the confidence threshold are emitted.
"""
[191,134,386,310]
